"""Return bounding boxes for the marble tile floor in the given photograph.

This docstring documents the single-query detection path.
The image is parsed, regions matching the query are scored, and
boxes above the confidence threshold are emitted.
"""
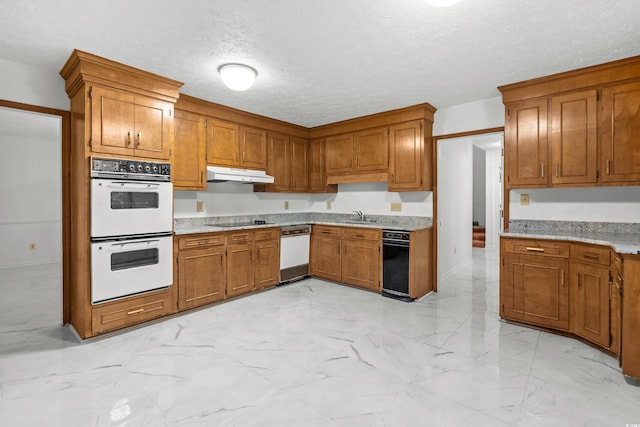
[1,249,640,426]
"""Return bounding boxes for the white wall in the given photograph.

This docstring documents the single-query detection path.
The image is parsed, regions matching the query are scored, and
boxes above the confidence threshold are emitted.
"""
[0,57,68,110]
[484,148,502,249]
[433,96,504,136]
[174,182,433,218]
[509,187,640,223]
[0,109,62,268]
[437,138,473,280]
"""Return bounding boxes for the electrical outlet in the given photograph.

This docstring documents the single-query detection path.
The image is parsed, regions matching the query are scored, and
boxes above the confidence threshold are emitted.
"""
[29,243,36,251]
[390,202,402,212]
[520,194,530,206]
[196,201,204,213]
[284,201,289,210]
[326,201,332,210]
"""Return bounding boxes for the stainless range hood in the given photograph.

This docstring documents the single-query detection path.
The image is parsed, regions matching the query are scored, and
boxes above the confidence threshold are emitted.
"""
[206,166,274,184]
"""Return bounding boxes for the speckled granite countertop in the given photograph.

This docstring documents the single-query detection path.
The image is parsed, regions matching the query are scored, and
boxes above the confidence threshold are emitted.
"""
[174,213,432,235]
[502,220,640,255]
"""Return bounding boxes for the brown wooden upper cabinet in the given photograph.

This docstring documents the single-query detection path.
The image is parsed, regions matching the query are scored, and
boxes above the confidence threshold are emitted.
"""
[308,139,338,193]
[173,110,206,190]
[505,98,548,187]
[90,86,173,160]
[550,90,598,185]
[500,56,640,189]
[325,127,388,175]
[388,120,430,191]
[601,81,640,183]
[206,119,267,170]
[262,133,309,192]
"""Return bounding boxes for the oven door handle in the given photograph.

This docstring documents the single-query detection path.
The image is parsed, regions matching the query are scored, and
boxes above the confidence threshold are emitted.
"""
[105,239,160,252]
[383,241,410,248]
[103,181,162,190]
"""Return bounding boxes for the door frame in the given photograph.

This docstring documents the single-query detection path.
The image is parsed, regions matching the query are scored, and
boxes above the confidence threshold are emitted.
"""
[0,99,71,324]
[432,126,504,291]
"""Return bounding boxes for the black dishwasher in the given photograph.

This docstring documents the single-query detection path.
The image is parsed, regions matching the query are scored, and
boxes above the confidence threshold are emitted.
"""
[382,230,413,302]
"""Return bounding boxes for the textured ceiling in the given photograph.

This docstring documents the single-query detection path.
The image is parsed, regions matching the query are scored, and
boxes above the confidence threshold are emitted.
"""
[1,0,639,127]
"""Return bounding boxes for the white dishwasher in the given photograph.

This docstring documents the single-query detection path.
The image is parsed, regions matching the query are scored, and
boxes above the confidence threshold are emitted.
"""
[279,224,311,283]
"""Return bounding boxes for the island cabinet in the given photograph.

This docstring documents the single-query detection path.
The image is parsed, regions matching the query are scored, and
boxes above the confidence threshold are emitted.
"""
[254,228,280,289]
[500,55,640,190]
[226,230,255,298]
[501,238,570,330]
[310,225,381,292]
[176,233,226,310]
[501,236,625,366]
[173,109,206,190]
[310,225,342,282]
[206,119,267,170]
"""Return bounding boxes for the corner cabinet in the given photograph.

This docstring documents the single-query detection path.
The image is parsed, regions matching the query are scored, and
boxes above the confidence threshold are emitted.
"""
[259,133,309,193]
[310,225,342,282]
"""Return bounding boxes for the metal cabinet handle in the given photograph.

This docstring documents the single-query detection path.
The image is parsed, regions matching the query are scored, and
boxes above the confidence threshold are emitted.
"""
[607,159,611,175]
[556,163,559,177]
[136,132,141,147]
[525,247,545,252]
[582,253,600,260]
[127,308,144,315]
[127,131,132,145]
[541,164,545,178]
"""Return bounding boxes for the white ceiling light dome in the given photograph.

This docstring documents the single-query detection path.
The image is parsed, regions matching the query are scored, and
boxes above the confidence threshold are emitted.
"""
[426,0,462,6]
[219,63,257,91]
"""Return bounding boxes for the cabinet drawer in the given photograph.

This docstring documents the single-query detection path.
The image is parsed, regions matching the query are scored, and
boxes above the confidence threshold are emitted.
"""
[178,233,225,249]
[342,227,381,241]
[313,225,342,237]
[92,292,171,335]
[228,230,254,244]
[503,238,570,258]
[255,227,279,241]
[572,244,610,266]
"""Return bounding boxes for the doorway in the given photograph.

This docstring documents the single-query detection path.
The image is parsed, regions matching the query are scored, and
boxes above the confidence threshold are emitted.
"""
[0,101,70,328]
[434,129,503,289]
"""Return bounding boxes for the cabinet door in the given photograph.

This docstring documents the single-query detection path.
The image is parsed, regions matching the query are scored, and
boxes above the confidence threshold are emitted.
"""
[342,239,380,291]
[354,127,388,171]
[174,111,206,190]
[325,133,354,174]
[505,99,549,187]
[309,138,325,191]
[207,119,240,166]
[178,246,226,310]
[388,120,424,191]
[550,91,597,185]
[227,243,254,297]
[572,263,610,348]
[133,95,172,159]
[310,236,341,282]
[290,137,309,191]
[255,239,280,289]
[267,132,291,191]
[239,126,267,169]
[502,254,569,330]
[601,82,640,183]
[90,86,136,156]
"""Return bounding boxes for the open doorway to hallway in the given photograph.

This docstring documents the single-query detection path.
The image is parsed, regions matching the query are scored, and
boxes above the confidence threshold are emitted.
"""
[436,131,503,289]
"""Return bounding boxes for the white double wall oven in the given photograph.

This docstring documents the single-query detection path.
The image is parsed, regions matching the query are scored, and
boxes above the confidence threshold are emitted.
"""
[90,157,173,304]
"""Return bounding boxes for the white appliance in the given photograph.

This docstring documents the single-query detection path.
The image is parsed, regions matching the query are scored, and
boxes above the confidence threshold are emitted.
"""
[207,166,274,184]
[90,157,173,304]
[279,224,311,283]
[91,235,173,303]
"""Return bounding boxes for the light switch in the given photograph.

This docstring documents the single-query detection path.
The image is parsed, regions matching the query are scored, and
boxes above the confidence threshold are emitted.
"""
[520,194,530,206]
[391,202,402,212]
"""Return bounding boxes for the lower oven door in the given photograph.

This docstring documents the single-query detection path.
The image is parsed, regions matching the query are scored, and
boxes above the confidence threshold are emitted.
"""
[91,235,173,304]
[91,179,173,238]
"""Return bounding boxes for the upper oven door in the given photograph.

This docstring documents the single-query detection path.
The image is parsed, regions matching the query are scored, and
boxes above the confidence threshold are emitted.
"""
[91,178,173,238]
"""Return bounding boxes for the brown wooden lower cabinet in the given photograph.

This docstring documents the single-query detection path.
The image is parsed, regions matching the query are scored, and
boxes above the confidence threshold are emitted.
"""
[500,237,629,376]
[226,231,255,298]
[310,226,342,282]
[254,229,280,289]
[176,234,226,311]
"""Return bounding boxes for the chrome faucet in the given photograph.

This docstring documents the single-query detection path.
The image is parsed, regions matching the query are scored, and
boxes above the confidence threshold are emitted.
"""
[353,210,364,221]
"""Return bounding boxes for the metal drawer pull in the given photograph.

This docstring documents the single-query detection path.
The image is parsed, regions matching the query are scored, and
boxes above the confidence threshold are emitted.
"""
[583,253,600,260]
[525,247,545,252]
[127,308,144,315]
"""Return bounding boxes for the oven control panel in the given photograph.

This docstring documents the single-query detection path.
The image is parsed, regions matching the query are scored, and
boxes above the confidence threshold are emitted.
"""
[91,157,171,181]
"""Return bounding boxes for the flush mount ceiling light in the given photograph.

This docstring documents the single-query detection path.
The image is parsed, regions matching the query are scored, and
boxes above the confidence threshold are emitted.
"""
[426,0,462,6]
[219,63,257,91]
